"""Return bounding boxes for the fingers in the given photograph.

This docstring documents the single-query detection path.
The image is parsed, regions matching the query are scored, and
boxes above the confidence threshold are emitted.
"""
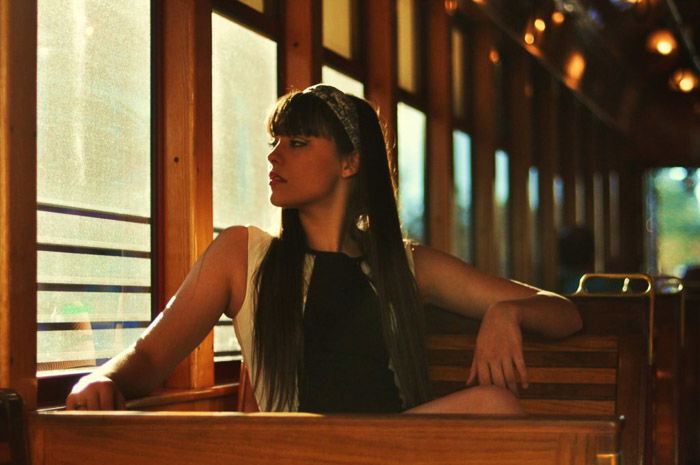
[466,361,476,386]
[501,359,519,395]
[514,352,529,389]
[65,376,124,411]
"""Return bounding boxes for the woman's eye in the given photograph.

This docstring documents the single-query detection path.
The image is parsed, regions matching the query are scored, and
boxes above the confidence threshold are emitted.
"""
[291,139,307,147]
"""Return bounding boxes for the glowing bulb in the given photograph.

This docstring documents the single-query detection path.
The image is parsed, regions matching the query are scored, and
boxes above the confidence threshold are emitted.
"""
[534,19,546,32]
[679,76,695,92]
[656,40,673,55]
[489,48,500,64]
[670,69,698,93]
[524,32,535,45]
[551,11,565,24]
[647,30,677,55]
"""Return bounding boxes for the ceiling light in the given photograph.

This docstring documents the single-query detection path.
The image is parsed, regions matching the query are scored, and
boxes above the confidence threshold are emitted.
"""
[646,30,677,55]
[551,12,565,24]
[534,19,546,32]
[524,32,535,45]
[669,69,698,93]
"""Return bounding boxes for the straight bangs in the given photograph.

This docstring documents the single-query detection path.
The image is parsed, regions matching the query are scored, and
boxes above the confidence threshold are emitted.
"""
[267,92,353,154]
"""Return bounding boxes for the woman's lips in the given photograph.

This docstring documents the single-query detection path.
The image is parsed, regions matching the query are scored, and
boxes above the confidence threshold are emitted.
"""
[269,172,287,185]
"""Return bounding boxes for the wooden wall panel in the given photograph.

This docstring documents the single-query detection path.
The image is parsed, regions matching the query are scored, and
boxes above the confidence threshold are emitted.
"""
[365,0,397,166]
[426,1,452,251]
[281,0,321,92]
[157,0,215,389]
[0,0,37,409]
[471,22,498,274]
[507,48,533,283]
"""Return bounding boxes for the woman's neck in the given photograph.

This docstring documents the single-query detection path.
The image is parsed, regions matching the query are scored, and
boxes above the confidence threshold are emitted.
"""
[299,205,361,257]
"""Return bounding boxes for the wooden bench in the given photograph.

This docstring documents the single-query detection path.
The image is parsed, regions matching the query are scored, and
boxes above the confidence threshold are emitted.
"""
[28,410,621,465]
[426,274,657,465]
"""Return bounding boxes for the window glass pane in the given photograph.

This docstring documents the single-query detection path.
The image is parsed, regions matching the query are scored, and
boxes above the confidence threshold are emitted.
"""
[397,0,418,93]
[529,166,541,285]
[322,66,364,97]
[554,174,565,230]
[648,167,700,277]
[495,150,510,277]
[452,130,472,261]
[212,14,279,360]
[238,0,264,12]
[397,102,426,242]
[452,29,465,119]
[323,0,353,59]
[37,0,151,372]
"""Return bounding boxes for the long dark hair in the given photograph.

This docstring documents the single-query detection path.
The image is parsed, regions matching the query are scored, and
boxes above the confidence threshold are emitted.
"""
[253,89,432,410]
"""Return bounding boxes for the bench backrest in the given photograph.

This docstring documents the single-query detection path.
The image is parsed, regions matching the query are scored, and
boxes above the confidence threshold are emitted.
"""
[29,411,622,465]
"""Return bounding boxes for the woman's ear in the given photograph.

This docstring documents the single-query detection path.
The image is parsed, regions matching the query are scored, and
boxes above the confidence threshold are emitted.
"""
[341,151,360,178]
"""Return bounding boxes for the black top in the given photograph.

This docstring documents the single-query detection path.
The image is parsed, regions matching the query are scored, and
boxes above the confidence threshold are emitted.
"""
[297,250,403,413]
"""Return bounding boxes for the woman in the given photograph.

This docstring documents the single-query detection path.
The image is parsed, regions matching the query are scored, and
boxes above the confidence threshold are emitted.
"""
[67,85,581,413]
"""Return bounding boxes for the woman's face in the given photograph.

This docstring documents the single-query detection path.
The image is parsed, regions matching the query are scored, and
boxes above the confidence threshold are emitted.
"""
[267,135,355,209]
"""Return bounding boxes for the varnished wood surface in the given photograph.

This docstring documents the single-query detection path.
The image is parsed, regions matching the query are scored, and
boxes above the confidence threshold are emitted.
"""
[0,0,38,409]
[281,0,321,91]
[126,383,236,411]
[29,412,621,465]
[157,0,215,390]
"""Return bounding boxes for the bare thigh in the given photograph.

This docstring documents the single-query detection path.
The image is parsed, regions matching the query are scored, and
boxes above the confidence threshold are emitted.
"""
[404,385,525,415]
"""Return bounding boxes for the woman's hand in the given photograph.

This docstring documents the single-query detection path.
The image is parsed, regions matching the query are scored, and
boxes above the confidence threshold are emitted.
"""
[466,303,529,395]
[66,374,126,410]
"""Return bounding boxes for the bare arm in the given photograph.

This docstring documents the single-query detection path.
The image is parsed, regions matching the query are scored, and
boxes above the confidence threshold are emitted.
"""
[66,226,248,409]
[412,245,582,393]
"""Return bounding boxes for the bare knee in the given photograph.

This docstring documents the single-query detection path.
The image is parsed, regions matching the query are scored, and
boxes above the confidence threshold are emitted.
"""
[406,385,524,415]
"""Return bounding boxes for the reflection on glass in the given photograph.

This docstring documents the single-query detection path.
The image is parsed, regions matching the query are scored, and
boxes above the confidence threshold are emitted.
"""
[212,14,279,360]
[397,0,418,92]
[452,130,472,261]
[397,102,426,242]
[323,0,353,59]
[322,66,365,97]
[495,150,511,277]
[36,0,152,372]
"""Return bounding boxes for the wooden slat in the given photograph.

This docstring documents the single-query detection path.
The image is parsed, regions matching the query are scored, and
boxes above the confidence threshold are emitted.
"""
[126,383,236,411]
[0,0,37,409]
[427,349,618,368]
[157,0,215,389]
[426,0,452,251]
[429,366,616,385]
[29,412,621,465]
[521,399,616,416]
[425,334,618,352]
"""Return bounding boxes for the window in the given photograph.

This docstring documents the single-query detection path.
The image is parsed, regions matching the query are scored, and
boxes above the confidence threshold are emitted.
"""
[452,130,472,261]
[529,166,541,284]
[397,102,427,242]
[397,0,420,93]
[495,150,511,277]
[321,66,364,97]
[36,0,152,373]
[212,12,279,360]
[322,0,355,60]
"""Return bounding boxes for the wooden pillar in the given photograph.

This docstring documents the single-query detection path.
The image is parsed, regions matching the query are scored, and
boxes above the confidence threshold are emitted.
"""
[507,48,534,284]
[365,0,397,164]
[560,93,581,228]
[0,0,38,409]
[471,22,498,274]
[281,0,321,92]
[535,73,560,291]
[426,1,452,252]
[157,0,214,389]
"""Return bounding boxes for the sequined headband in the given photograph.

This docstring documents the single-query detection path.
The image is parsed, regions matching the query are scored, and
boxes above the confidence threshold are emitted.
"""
[302,84,361,151]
